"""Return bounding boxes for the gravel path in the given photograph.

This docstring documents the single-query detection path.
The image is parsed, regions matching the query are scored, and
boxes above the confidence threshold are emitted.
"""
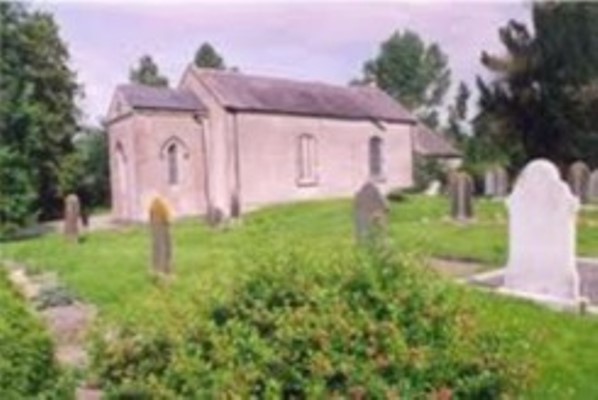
[4,263,102,399]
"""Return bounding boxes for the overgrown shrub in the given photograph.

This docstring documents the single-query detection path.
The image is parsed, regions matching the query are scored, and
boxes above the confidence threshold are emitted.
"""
[413,156,446,192]
[0,269,74,398]
[90,249,533,398]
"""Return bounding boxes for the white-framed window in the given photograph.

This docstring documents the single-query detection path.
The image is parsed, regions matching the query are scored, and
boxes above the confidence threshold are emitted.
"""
[369,136,384,180]
[297,134,318,186]
[167,143,179,185]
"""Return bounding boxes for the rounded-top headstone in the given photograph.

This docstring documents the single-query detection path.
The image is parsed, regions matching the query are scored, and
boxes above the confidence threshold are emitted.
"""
[505,159,580,301]
[354,182,389,244]
[567,160,591,204]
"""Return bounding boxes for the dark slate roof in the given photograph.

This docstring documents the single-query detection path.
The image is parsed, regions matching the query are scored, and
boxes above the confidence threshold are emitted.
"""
[117,84,206,112]
[413,124,461,157]
[195,68,416,123]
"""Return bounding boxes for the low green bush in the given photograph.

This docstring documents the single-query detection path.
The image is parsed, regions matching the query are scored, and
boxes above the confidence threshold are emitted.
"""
[91,249,533,398]
[0,269,74,398]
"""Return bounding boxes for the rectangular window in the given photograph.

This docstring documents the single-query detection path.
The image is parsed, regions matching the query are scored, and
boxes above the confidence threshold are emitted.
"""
[297,134,318,186]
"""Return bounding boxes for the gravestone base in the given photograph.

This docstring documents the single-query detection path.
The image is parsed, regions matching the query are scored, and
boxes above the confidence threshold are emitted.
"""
[469,258,598,314]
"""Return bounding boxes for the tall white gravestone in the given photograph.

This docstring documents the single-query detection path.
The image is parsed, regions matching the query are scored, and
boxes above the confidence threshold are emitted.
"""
[504,159,580,303]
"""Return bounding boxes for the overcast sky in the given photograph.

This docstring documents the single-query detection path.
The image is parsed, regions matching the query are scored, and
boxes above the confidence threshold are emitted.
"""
[39,1,532,126]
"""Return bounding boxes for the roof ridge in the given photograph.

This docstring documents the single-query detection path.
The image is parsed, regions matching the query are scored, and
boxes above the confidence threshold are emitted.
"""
[192,65,374,94]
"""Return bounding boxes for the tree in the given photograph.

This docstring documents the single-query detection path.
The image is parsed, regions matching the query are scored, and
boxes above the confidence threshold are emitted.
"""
[194,42,226,69]
[0,2,80,222]
[476,3,598,169]
[76,127,111,210]
[357,30,451,128]
[0,148,37,236]
[446,81,471,144]
[129,55,169,87]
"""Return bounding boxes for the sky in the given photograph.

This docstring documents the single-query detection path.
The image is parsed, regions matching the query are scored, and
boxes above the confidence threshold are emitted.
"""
[38,1,532,126]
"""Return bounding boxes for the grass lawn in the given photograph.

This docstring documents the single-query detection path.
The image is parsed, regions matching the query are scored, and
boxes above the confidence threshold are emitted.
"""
[2,195,598,397]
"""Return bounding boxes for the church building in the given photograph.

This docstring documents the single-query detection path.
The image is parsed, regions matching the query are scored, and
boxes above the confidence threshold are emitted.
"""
[105,66,417,221]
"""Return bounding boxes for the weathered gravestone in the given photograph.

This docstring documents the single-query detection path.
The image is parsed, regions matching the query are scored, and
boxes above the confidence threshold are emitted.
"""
[484,166,509,198]
[567,161,591,204]
[587,170,598,204]
[354,182,389,244]
[449,172,474,221]
[484,168,496,197]
[64,194,81,243]
[504,159,580,303]
[149,197,172,276]
[494,166,509,198]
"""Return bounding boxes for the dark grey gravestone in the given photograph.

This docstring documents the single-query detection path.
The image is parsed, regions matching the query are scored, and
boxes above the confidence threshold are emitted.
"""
[354,182,389,244]
[568,161,591,204]
[450,172,474,221]
[587,170,598,204]
[64,194,80,243]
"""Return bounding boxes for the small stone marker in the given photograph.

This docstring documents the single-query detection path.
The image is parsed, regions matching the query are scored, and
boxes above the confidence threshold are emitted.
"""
[149,197,172,276]
[567,161,591,204]
[354,182,389,244]
[450,172,474,221]
[587,170,598,204]
[64,194,81,243]
[504,159,580,303]
[425,180,441,196]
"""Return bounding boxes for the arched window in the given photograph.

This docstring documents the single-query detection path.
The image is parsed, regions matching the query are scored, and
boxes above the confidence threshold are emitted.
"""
[167,143,178,185]
[369,136,383,179]
[297,134,318,185]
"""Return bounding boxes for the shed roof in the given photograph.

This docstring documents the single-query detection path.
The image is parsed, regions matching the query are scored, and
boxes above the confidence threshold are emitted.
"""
[117,84,207,113]
[194,68,416,123]
[413,124,461,158]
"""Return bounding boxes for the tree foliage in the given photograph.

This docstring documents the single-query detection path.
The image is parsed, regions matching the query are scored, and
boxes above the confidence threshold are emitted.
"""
[129,55,169,87]
[0,2,80,223]
[358,30,451,127]
[194,42,226,69]
[476,2,598,169]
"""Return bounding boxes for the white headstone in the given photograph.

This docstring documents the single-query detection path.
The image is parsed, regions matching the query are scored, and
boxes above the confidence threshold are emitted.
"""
[504,159,580,302]
[425,180,441,196]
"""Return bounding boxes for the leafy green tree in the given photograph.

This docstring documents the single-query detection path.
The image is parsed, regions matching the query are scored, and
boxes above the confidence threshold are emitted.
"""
[129,55,169,87]
[0,149,37,236]
[446,81,470,144]
[76,128,111,210]
[194,42,226,69]
[0,2,80,222]
[477,2,598,169]
[358,30,451,128]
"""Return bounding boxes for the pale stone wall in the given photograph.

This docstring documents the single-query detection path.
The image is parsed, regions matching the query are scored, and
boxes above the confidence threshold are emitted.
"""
[109,68,415,221]
[179,68,235,217]
[108,111,206,221]
[108,116,139,221]
[234,112,413,212]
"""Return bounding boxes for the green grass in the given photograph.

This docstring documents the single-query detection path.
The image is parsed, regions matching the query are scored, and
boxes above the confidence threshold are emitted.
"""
[2,195,598,398]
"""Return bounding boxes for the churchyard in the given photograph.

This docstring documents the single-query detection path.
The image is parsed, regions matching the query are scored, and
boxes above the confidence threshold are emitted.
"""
[3,159,598,397]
